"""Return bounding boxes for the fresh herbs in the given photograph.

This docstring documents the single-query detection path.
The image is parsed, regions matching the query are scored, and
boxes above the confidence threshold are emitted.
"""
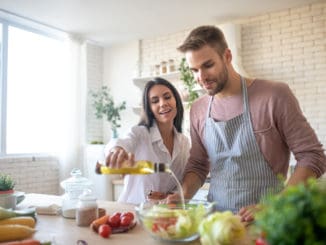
[254,179,326,245]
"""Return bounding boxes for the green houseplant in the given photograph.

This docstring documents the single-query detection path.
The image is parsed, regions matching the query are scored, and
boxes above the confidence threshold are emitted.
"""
[179,58,200,106]
[90,86,126,139]
[0,173,16,209]
[0,173,15,193]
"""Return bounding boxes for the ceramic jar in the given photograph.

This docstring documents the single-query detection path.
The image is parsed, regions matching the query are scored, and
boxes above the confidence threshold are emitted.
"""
[76,189,98,226]
[0,190,16,209]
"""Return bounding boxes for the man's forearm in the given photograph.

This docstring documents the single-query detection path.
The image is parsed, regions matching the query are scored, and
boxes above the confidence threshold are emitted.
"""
[286,166,317,186]
[182,172,203,199]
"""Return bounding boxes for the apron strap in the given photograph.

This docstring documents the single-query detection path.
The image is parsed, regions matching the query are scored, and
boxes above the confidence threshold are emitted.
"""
[206,96,214,119]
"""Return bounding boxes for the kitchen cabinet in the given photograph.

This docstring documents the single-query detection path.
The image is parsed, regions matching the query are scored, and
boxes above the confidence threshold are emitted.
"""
[84,144,120,201]
[112,178,124,201]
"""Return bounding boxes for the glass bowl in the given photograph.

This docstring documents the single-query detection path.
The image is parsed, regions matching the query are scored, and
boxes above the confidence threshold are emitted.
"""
[135,199,215,242]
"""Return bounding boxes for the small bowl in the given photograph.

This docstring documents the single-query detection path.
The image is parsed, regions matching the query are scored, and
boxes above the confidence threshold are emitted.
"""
[135,199,215,242]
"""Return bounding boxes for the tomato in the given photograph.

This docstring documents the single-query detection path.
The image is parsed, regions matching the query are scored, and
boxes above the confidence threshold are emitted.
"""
[256,237,268,245]
[121,211,134,221]
[152,223,159,232]
[120,215,132,226]
[108,212,121,227]
[98,224,112,238]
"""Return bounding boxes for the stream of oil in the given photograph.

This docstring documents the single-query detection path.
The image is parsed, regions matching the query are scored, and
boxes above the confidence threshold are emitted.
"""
[166,168,186,210]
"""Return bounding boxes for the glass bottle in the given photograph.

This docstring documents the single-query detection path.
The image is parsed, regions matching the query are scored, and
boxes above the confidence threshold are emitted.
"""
[95,161,168,175]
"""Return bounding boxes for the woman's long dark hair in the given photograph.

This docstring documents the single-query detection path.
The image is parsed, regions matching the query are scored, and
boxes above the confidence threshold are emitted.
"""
[138,77,184,133]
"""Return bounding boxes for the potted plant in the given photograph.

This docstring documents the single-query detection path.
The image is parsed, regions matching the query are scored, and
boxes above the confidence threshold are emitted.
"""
[0,173,16,209]
[179,58,200,106]
[253,179,326,245]
[90,86,126,139]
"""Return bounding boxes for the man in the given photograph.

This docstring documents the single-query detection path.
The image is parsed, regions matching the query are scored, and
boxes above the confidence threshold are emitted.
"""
[170,25,326,222]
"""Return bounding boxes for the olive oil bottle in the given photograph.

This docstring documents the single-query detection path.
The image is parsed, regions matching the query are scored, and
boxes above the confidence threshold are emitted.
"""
[95,161,167,175]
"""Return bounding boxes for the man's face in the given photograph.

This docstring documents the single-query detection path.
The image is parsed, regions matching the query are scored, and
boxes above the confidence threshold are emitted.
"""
[185,45,229,96]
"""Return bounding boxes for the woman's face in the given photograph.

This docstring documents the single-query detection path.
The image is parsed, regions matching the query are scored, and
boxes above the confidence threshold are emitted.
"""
[148,84,177,126]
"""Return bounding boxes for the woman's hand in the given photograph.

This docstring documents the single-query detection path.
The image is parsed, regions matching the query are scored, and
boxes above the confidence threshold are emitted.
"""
[165,192,182,204]
[105,146,135,168]
[146,191,168,202]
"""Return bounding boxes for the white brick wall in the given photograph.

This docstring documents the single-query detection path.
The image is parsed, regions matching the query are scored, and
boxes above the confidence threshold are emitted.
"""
[241,1,326,148]
[0,156,60,194]
[85,43,104,144]
[140,30,191,77]
[138,1,326,151]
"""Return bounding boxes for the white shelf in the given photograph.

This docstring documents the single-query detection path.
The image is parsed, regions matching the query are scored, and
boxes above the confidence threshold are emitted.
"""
[133,71,181,89]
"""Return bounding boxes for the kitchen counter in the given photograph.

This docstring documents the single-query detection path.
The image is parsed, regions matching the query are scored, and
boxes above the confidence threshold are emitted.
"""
[17,194,201,245]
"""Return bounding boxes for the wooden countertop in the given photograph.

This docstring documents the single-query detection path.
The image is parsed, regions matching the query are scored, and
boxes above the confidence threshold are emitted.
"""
[17,194,201,245]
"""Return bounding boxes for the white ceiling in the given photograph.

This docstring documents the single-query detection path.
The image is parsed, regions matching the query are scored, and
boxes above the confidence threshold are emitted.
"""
[0,0,321,46]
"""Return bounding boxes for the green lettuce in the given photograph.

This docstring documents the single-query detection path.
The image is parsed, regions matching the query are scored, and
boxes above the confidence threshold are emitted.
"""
[198,211,246,245]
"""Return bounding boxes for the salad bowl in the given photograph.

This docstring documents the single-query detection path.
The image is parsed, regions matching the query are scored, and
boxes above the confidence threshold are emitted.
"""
[135,199,215,242]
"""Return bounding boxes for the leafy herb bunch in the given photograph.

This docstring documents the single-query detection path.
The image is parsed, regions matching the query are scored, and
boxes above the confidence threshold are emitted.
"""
[179,58,199,106]
[90,86,126,138]
[254,179,326,245]
[0,174,15,191]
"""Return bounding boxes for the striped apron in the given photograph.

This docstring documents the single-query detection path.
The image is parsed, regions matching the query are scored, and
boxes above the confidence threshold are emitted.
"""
[204,77,280,213]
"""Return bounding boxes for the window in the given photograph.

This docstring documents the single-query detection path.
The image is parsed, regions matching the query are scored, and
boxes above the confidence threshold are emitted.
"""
[0,14,70,155]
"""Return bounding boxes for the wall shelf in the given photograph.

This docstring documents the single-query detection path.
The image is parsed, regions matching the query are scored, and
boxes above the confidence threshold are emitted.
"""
[133,71,181,89]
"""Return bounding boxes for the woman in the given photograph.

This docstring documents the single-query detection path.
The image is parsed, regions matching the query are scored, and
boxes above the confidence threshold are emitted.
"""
[105,77,190,204]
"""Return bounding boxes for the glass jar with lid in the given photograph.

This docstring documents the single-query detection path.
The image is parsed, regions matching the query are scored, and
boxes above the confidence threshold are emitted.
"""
[167,59,175,73]
[160,61,167,74]
[60,168,93,219]
[154,64,160,76]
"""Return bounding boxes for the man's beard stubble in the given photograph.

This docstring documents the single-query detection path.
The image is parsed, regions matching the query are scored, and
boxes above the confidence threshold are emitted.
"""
[208,63,228,96]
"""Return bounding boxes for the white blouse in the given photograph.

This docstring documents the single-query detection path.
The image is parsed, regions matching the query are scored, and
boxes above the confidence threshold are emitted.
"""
[105,122,190,204]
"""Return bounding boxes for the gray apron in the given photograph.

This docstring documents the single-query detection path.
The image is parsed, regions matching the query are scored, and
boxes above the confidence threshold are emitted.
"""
[204,77,281,213]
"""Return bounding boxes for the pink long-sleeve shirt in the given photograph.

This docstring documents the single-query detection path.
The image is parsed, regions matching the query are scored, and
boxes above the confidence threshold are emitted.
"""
[185,79,326,185]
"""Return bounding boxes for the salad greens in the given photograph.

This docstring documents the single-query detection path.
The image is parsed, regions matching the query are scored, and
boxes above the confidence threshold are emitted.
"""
[198,211,246,245]
[141,203,207,240]
[254,178,326,245]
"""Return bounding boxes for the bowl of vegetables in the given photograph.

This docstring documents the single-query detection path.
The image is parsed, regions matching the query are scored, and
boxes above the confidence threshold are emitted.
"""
[135,199,215,242]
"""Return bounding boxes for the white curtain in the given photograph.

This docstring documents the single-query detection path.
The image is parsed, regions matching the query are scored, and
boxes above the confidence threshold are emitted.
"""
[54,36,87,185]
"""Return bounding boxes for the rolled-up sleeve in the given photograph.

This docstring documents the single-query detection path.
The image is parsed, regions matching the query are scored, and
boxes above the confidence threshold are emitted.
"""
[184,101,210,185]
[275,83,326,177]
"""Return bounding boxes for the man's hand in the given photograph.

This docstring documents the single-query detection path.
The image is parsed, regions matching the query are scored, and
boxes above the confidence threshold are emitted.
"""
[237,204,262,223]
